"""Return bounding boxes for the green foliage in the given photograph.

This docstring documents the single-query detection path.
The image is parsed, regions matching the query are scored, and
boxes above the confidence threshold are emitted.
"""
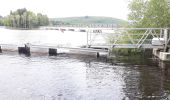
[128,0,170,28]
[3,8,49,29]
[50,16,127,26]
[128,0,148,28]
[145,0,170,27]
[112,48,143,56]
[0,16,3,26]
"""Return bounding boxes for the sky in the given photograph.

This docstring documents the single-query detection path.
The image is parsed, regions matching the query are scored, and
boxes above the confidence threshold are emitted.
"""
[0,0,129,20]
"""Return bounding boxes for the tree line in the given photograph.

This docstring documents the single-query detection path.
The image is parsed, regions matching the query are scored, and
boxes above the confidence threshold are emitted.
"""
[0,16,3,26]
[0,8,49,29]
[128,0,170,28]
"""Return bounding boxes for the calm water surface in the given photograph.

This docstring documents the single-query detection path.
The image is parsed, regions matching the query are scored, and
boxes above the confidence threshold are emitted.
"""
[0,27,106,47]
[0,28,170,100]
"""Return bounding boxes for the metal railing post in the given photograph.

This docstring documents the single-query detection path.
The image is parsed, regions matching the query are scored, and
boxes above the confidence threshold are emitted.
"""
[86,26,89,48]
[164,28,168,45]
[163,28,170,52]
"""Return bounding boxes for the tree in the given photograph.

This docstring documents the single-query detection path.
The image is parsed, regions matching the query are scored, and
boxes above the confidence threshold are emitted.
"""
[37,13,49,26]
[128,0,148,27]
[0,15,4,26]
[3,8,49,29]
[128,0,170,28]
[145,0,170,27]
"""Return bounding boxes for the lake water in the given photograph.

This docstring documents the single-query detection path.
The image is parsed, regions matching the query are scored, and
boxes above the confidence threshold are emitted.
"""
[0,27,88,47]
[0,27,170,100]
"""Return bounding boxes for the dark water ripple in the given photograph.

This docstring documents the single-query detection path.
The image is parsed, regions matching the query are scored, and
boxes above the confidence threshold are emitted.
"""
[0,54,170,100]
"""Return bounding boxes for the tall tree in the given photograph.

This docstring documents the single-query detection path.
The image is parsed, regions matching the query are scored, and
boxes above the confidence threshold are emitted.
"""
[128,0,148,27]
[3,8,49,29]
[128,0,170,28]
[145,0,170,27]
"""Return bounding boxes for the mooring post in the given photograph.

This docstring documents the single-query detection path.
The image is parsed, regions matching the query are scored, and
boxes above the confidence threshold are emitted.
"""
[96,52,100,58]
[49,48,57,56]
[25,43,30,56]
[18,43,30,56]
[0,46,2,53]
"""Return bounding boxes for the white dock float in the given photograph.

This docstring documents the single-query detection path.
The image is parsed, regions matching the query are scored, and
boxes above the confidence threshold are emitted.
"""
[153,49,170,61]
[0,44,109,57]
[159,52,170,61]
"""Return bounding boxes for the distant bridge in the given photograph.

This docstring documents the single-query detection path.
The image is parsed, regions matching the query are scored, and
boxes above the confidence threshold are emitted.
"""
[44,24,118,28]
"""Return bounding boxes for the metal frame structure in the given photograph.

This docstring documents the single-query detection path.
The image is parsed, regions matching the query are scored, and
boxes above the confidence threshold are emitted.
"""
[87,28,169,49]
[0,28,169,55]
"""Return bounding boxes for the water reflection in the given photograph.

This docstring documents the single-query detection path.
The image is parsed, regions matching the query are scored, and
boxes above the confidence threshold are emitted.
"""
[159,61,170,94]
[73,54,170,100]
[120,56,170,100]
[85,61,126,100]
[2,51,170,99]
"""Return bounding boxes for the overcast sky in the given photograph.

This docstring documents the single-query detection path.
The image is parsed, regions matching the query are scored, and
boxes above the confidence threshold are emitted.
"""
[0,0,129,20]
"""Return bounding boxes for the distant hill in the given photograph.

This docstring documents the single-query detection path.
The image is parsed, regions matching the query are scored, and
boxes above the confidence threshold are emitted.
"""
[50,16,127,26]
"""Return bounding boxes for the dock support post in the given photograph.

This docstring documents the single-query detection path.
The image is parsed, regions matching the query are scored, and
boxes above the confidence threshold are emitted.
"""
[86,27,89,48]
[0,46,2,53]
[25,44,30,56]
[96,52,100,58]
[164,29,168,45]
[108,47,112,57]
[49,48,57,56]
[18,43,30,56]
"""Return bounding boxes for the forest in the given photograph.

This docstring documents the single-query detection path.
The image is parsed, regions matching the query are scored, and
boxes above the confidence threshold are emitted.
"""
[0,8,49,29]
